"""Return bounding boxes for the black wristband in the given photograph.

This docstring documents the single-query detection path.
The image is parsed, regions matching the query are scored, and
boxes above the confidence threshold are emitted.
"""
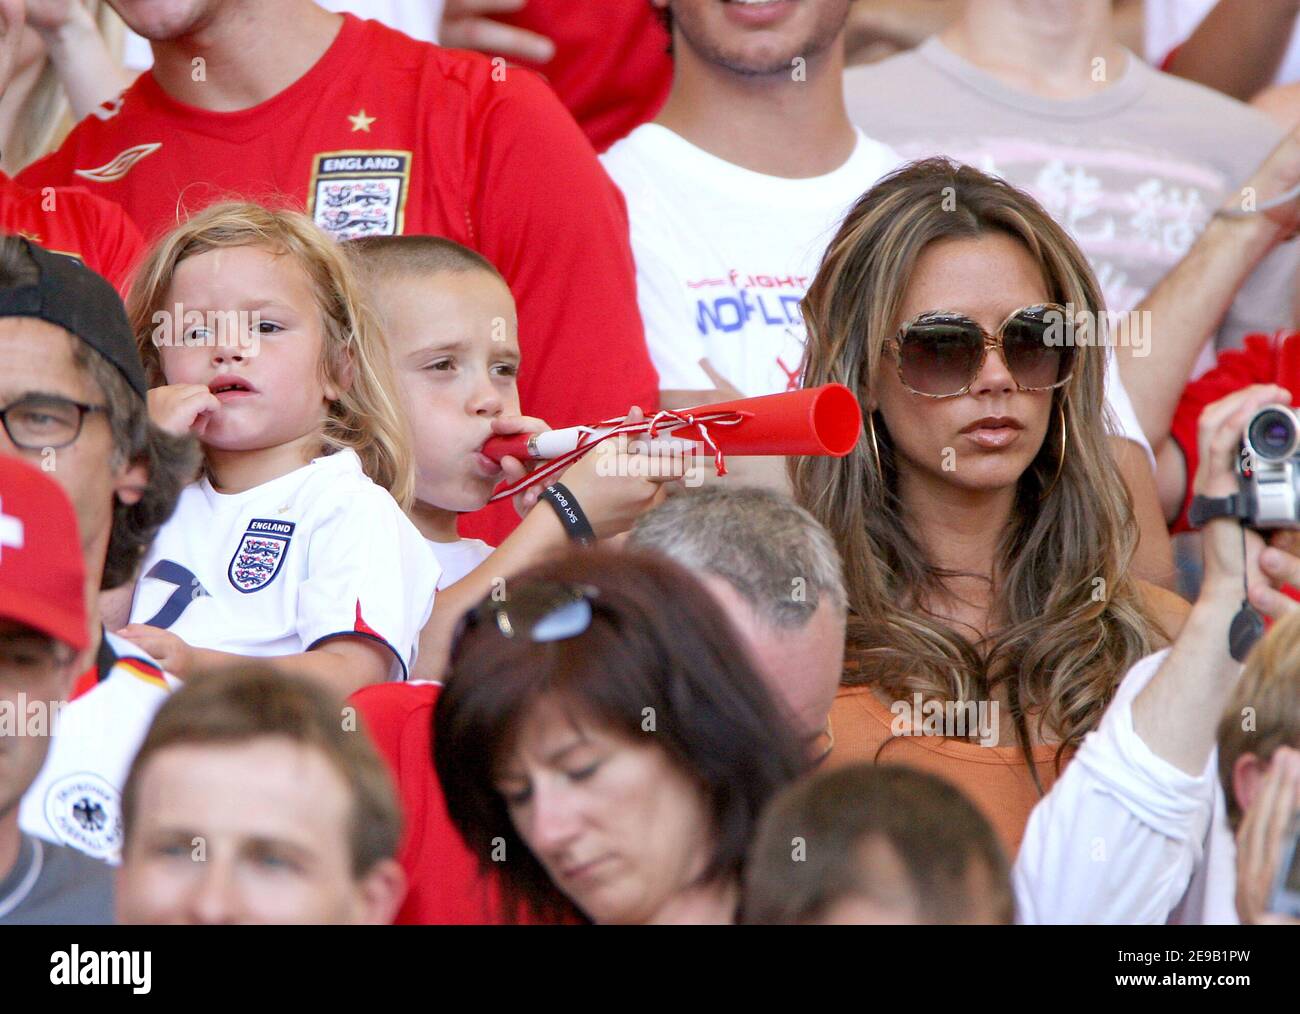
[540,483,596,545]
[1188,493,1249,529]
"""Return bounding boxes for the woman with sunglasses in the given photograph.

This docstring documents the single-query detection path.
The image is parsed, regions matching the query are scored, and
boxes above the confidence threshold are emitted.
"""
[792,158,1191,855]
[432,548,806,925]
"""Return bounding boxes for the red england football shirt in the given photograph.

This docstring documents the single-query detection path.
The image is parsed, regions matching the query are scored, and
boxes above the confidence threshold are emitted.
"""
[349,681,504,924]
[19,14,659,543]
[0,171,143,293]
[488,1,673,152]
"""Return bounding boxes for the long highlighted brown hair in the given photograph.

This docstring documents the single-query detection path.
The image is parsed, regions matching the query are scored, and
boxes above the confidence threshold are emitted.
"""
[792,159,1166,772]
[126,202,413,507]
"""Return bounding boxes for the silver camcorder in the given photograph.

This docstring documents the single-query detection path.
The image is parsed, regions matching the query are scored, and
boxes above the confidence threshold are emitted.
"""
[1241,404,1300,528]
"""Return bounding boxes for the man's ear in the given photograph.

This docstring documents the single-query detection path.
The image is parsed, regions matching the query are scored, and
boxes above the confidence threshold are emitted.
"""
[1233,752,1269,821]
[114,458,150,508]
[354,858,407,925]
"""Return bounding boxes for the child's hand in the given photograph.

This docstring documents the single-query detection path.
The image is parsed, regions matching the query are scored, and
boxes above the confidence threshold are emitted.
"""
[148,383,221,438]
[557,405,685,539]
[491,413,551,517]
[116,624,195,677]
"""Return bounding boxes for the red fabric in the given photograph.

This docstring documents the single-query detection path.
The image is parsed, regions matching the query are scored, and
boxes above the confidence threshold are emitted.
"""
[19,15,659,544]
[489,2,673,152]
[0,457,87,650]
[349,681,506,924]
[0,170,143,294]
[70,664,97,701]
[353,599,383,641]
[1170,332,1300,532]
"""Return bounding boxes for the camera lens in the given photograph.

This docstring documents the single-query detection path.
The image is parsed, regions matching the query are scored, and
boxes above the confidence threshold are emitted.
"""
[1247,408,1300,462]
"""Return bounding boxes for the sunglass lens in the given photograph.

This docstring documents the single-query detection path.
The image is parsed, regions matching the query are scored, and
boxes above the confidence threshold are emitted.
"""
[1002,308,1073,389]
[531,597,594,643]
[898,320,984,396]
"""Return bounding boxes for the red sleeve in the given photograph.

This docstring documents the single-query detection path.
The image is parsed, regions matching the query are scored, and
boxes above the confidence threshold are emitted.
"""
[349,682,503,924]
[469,67,658,430]
[1170,334,1286,533]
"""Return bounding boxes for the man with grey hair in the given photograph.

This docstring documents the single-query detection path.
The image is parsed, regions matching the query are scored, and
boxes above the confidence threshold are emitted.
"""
[629,487,846,764]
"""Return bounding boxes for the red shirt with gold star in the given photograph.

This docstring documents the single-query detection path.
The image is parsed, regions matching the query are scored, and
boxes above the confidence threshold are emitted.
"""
[19,14,658,543]
[0,170,143,293]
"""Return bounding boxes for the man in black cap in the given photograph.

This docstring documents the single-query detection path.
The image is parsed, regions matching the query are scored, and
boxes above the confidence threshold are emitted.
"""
[0,235,195,862]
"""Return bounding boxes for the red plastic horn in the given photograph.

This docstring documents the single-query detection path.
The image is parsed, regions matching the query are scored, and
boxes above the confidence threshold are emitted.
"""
[482,383,862,462]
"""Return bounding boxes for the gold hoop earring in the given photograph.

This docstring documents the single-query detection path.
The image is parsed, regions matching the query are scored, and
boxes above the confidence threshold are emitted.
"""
[1039,401,1067,500]
[866,411,883,478]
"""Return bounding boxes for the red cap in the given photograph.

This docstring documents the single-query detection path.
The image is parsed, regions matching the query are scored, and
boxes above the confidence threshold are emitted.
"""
[0,456,87,651]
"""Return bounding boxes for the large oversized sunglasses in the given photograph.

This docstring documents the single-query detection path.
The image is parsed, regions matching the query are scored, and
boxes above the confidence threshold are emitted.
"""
[885,303,1075,399]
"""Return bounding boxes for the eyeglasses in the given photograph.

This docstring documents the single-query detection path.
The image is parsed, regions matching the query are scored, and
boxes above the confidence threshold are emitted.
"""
[885,303,1075,399]
[450,581,602,662]
[0,394,108,450]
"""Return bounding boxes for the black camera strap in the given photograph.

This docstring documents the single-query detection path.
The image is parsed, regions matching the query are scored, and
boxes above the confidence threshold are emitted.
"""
[1229,522,1266,663]
[1188,493,1250,529]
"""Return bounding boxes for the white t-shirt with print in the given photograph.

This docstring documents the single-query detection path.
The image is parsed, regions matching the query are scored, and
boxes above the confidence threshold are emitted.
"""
[428,537,493,591]
[128,449,437,679]
[601,125,901,397]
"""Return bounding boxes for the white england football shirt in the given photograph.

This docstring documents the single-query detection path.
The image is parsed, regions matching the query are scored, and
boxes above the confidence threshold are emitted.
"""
[128,449,438,679]
[601,125,901,397]
[20,631,177,863]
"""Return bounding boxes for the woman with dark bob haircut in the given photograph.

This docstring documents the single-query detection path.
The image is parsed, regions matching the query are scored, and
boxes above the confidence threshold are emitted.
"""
[434,547,807,924]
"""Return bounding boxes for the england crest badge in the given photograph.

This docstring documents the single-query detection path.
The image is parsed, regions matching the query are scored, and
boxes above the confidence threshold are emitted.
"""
[307,149,412,240]
[228,518,296,593]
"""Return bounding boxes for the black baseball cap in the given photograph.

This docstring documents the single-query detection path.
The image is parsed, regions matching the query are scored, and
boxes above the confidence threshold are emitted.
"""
[0,237,147,400]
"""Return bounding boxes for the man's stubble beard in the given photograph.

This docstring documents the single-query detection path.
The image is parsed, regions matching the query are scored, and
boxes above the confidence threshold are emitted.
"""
[670,2,849,78]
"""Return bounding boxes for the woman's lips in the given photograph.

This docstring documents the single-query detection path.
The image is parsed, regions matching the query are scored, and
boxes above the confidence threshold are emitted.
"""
[960,417,1025,450]
[559,854,615,883]
[963,427,1021,449]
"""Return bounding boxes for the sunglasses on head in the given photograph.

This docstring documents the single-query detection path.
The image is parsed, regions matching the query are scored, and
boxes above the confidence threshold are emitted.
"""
[885,303,1075,399]
[449,580,603,663]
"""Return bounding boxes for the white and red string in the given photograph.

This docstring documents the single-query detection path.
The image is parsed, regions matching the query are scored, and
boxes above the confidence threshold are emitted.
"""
[488,407,754,503]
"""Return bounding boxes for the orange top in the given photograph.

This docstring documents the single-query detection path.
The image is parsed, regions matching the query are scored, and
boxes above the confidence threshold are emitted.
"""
[828,683,1072,858]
